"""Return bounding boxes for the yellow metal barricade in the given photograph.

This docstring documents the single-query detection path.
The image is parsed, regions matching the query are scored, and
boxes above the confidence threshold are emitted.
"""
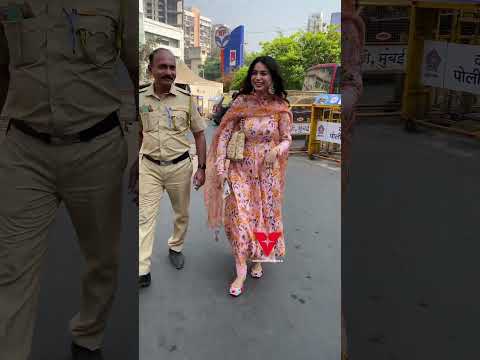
[289,104,313,153]
[402,1,480,139]
[307,104,342,163]
[287,91,324,153]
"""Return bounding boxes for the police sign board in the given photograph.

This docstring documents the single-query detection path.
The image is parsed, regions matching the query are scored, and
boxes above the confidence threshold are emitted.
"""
[316,122,341,144]
[291,106,312,136]
[421,41,480,95]
[292,123,311,135]
[421,40,448,88]
[215,26,230,48]
[444,43,480,95]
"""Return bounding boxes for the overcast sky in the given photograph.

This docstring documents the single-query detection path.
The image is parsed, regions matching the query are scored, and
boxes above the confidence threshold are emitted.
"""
[184,0,340,52]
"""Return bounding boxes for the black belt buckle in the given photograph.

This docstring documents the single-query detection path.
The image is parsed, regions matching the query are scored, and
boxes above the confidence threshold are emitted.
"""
[145,152,189,166]
[145,155,173,166]
[158,159,173,166]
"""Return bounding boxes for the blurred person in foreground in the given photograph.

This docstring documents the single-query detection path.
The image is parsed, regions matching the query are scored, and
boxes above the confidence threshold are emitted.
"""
[0,1,137,359]
[341,0,365,358]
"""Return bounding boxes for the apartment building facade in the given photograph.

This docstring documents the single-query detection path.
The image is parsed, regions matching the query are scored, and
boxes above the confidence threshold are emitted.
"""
[307,12,327,33]
[143,0,184,28]
[184,7,213,64]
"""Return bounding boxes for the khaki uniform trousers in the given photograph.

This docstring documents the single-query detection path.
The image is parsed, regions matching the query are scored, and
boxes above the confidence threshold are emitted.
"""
[0,125,128,360]
[139,154,193,276]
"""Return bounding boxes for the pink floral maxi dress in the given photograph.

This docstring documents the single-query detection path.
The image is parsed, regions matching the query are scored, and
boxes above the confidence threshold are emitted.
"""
[215,106,292,262]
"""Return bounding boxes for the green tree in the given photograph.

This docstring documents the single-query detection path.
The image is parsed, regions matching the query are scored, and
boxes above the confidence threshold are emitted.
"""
[259,35,304,89]
[229,51,260,90]
[203,56,221,81]
[230,66,249,90]
[258,26,341,90]
[299,25,341,68]
[228,27,341,91]
[244,51,260,67]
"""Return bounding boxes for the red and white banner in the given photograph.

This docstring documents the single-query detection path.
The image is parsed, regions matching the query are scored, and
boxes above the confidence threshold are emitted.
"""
[229,50,237,67]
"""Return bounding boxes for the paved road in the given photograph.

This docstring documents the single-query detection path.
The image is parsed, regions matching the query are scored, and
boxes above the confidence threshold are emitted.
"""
[343,118,480,360]
[30,125,139,360]
[139,123,341,360]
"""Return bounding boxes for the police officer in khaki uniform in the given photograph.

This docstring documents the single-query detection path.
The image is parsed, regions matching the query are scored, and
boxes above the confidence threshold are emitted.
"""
[0,1,137,359]
[133,48,207,287]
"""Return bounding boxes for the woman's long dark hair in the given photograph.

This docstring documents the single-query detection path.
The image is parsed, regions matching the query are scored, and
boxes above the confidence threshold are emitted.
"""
[238,56,288,103]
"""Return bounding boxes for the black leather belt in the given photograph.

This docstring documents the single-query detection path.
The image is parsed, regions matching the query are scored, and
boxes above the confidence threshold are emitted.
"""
[144,152,190,166]
[9,112,120,145]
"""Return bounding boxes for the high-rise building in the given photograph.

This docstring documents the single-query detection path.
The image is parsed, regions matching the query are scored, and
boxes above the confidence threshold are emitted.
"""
[183,7,213,74]
[199,15,213,58]
[183,8,195,49]
[307,12,327,33]
[140,0,184,81]
[143,0,184,28]
[184,7,213,59]
[330,12,341,31]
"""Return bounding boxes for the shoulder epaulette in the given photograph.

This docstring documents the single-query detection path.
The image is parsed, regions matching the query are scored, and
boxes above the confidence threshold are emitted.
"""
[139,82,151,93]
[175,85,191,96]
[139,87,149,94]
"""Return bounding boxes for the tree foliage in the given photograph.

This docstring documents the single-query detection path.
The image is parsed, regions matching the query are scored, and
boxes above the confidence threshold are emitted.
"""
[203,56,221,81]
[230,27,341,90]
[231,66,249,90]
[230,51,260,90]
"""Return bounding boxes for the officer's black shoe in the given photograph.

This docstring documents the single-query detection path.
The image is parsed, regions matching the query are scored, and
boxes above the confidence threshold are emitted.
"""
[71,342,103,360]
[169,249,185,270]
[139,273,151,288]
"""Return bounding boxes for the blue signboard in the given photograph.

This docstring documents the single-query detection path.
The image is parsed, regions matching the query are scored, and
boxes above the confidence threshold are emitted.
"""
[314,94,342,106]
[223,25,245,74]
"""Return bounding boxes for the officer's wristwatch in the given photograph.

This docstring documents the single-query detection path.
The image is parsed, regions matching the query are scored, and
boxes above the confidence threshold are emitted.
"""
[198,164,206,170]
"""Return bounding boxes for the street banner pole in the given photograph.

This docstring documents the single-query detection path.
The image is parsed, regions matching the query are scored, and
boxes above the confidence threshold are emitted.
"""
[215,26,230,82]
[220,48,225,80]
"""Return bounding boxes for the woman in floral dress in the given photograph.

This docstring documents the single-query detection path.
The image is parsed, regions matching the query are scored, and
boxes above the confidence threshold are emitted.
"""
[204,56,293,297]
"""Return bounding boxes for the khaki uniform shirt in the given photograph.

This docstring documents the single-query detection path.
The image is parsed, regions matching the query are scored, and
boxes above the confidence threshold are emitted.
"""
[0,0,124,135]
[139,83,206,162]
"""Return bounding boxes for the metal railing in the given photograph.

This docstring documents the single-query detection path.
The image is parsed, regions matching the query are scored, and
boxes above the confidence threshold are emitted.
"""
[307,104,341,163]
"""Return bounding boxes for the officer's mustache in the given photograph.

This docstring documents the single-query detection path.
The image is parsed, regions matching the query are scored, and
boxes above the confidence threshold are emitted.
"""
[161,76,175,81]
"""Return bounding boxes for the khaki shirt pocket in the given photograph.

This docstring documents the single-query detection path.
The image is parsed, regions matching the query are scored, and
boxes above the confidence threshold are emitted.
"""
[75,14,118,67]
[2,17,45,67]
[172,107,190,132]
[141,112,156,132]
